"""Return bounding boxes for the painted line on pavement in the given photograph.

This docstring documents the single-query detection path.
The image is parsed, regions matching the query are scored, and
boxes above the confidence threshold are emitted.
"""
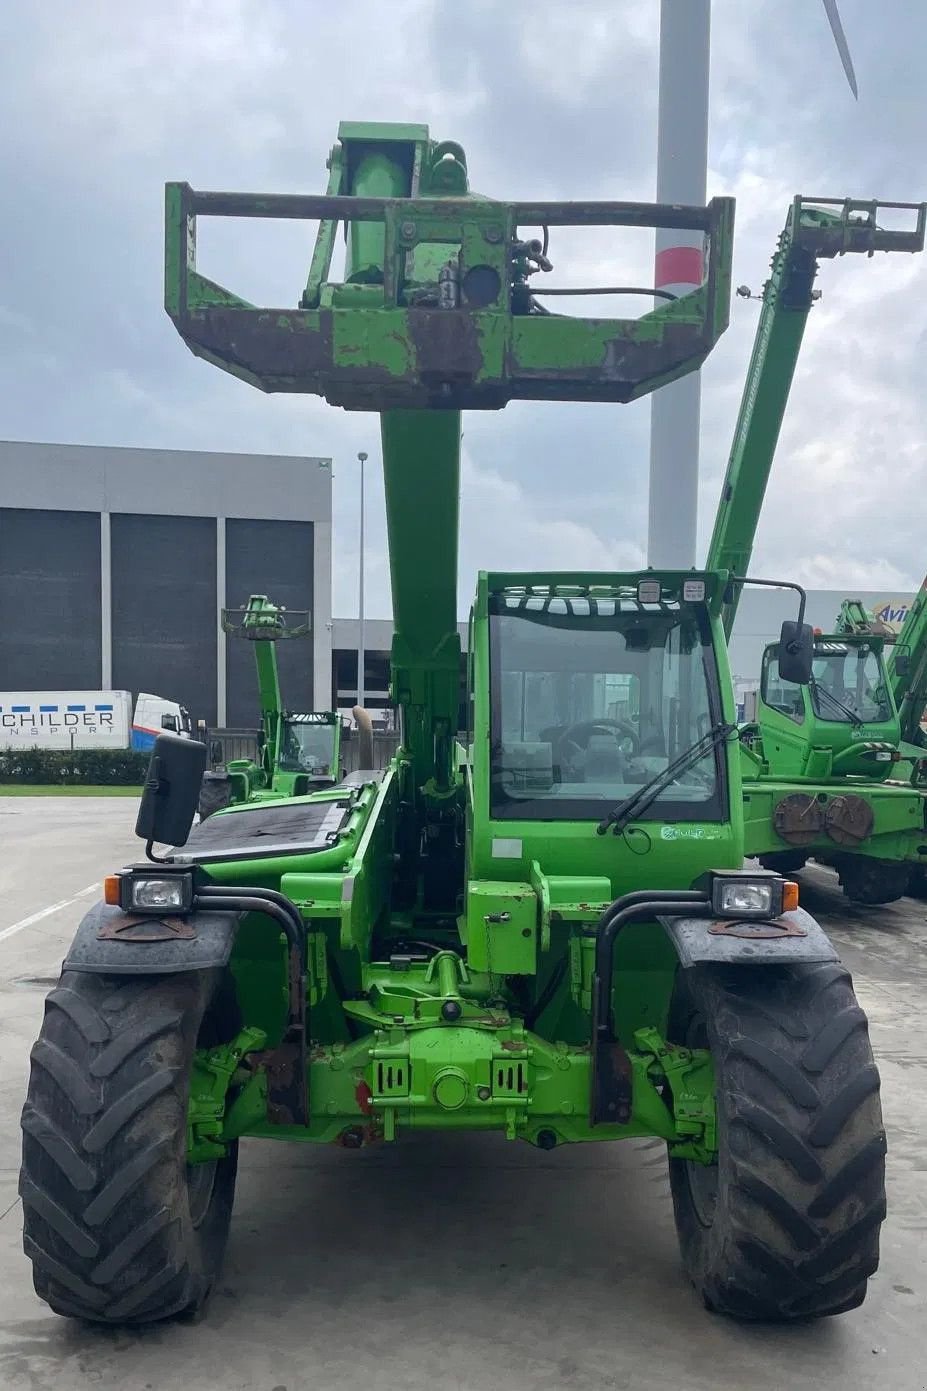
[0,883,99,946]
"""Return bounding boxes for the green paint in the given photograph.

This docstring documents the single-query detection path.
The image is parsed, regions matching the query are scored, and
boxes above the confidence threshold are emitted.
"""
[884,580,927,748]
[381,409,461,796]
[634,1027,716,1163]
[188,1026,267,1163]
[162,123,769,1169]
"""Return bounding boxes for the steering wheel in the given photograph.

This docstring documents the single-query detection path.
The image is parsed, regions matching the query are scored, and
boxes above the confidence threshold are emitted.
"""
[558,718,640,764]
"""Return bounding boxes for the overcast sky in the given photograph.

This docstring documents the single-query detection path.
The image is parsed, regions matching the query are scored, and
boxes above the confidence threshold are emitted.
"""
[1,0,925,619]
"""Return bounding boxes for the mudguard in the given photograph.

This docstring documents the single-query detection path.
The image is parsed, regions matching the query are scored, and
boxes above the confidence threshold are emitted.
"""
[63,900,240,976]
[659,906,838,968]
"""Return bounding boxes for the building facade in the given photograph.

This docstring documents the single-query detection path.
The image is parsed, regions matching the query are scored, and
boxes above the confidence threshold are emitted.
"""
[0,440,331,727]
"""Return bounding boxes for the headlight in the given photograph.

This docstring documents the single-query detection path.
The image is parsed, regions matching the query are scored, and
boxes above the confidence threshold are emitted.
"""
[105,868,195,913]
[131,878,187,911]
[716,880,775,916]
[698,869,796,920]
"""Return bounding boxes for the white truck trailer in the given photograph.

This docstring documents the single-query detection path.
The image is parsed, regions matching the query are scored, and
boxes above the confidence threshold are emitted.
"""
[0,691,191,752]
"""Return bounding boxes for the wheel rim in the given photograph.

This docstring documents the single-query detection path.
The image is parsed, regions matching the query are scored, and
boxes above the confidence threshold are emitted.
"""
[187,1159,218,1228]
[684,1150,719,1229]
[682,1012,718,1229]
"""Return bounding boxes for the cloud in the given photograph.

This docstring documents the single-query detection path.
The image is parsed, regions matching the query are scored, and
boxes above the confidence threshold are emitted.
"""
[1,0,925,623]
[459,446,644,607]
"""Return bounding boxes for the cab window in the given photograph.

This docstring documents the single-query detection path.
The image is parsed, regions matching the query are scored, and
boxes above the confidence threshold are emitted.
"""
[761,647,804,723]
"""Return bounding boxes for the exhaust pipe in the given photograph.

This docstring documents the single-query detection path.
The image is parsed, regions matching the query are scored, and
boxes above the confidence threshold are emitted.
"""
[352,705,374,770]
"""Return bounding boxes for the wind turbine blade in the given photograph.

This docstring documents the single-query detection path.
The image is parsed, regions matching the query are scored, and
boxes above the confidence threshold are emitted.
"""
[821,0,859,98]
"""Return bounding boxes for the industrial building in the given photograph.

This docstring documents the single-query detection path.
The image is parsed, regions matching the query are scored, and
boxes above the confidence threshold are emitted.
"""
[0,440,332,727]
[1,438,914,732]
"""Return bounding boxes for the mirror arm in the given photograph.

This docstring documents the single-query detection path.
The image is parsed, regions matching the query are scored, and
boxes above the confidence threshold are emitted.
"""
[732,575,808,648]
[144,838,173,865]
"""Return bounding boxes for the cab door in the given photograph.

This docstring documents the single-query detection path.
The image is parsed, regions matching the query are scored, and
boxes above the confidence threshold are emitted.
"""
[756,645,810,777]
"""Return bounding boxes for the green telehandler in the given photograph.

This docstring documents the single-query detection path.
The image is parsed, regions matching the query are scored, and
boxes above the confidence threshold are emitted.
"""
[21,124,886,1326]
[704,196,927,903]
[197,593,361,819]
[831,583,927,895]
[835,582,927,771]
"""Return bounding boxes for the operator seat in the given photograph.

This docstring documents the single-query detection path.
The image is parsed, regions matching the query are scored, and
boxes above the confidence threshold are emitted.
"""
[583,733,627,782]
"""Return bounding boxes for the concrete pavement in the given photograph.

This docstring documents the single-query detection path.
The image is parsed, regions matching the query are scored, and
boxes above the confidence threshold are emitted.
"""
[0,796,924,1391]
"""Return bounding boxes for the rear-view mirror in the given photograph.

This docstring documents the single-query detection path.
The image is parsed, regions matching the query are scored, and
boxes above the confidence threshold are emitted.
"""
[778,620,814,685]
[136,734,207,849]
[894,652,912,678]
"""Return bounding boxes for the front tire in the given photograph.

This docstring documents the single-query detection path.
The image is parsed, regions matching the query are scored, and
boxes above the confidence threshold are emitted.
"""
[835,856,910,905]
[668,962,885,1321]
[21,969,238,1323]
[758,851,807,874]
[198,770,233,821]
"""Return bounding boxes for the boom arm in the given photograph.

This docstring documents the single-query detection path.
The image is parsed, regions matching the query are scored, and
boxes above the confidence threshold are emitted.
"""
[706,197,925,636]
[887,576,927,744]
[834,598,894,637]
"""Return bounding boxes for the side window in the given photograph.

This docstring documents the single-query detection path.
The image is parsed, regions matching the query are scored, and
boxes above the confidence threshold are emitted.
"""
[761,647,804,724]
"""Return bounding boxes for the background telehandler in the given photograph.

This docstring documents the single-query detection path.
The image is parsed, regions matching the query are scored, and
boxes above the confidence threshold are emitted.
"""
[197,593,359,819]
[704,196,927,901]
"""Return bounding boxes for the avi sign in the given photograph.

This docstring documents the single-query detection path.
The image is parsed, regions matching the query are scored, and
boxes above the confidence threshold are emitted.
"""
[871,597,914,633]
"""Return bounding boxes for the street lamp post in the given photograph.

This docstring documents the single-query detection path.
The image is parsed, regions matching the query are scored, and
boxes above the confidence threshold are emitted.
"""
[357,451,367,710]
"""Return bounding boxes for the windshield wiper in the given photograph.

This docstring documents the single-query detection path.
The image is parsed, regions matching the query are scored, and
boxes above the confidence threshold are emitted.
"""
[810,679,863,726]
[596,721,736,837]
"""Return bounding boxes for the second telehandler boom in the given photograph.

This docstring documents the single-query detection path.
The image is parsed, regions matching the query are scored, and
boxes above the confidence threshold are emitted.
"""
[705,196,927,901]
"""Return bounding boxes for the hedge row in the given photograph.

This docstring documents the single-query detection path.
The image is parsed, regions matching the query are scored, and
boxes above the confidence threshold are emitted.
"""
[0,748,150,786]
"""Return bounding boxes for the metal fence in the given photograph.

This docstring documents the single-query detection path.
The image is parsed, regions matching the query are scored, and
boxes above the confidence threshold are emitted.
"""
[205,728,261,767]
[342,729,401,772]
[207,725,400,774]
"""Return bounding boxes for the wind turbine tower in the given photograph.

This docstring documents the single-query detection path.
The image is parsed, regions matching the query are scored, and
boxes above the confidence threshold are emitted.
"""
[646,0,858,570]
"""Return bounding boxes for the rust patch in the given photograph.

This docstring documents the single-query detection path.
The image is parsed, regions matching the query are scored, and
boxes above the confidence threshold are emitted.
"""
[336,1126,365,1148]
[773,792,824,847]
[824,793,875,847]
[97,913,195,943]
[408,307,484,388]
[596,1039,633,1125]
[253,1040,306,1128]
[364,1116,384,1144]
[355,1080,373,1116]
[708,917,807,940]
[499,1039,526,1052]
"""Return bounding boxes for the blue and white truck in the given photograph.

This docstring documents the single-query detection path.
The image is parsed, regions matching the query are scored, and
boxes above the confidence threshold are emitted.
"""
[0,690,192,752]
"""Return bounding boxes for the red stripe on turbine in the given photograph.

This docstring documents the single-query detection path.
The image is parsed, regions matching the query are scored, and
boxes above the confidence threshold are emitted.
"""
[655,246,704,289]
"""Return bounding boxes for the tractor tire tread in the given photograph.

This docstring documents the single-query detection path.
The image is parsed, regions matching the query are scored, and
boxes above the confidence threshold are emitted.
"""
[21,969,236,1324]
[89,1012,183,1078]
[669,961,885,1321]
